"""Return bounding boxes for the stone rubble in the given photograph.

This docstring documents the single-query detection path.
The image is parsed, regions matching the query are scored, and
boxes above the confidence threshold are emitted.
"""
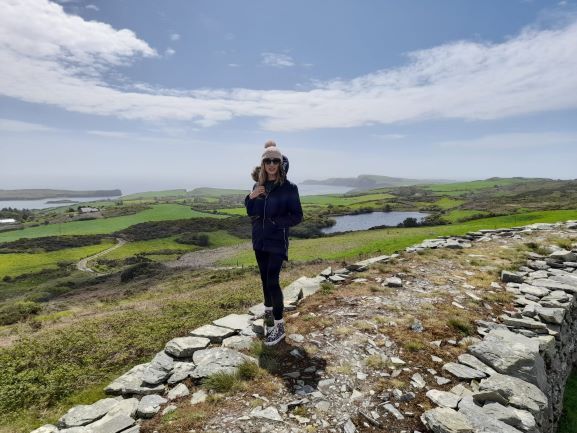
[32,220,577,433]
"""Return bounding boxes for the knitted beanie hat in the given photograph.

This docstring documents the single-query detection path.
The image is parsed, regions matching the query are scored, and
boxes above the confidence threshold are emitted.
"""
[261,140,282,161]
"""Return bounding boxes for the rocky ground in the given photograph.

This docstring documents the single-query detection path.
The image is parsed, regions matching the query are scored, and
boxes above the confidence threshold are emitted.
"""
[34,221,577,433]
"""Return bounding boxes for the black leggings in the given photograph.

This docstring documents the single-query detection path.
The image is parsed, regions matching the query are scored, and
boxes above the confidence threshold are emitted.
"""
[254,249,284,320]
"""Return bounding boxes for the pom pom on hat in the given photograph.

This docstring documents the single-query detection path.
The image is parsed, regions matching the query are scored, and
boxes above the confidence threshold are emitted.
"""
[261,140,282,161]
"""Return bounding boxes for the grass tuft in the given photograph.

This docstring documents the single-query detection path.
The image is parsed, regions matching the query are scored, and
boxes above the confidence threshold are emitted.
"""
[447,317,474,336]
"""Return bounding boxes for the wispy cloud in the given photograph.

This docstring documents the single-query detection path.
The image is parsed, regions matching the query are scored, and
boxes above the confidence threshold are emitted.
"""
[372,133,406,140]
[170,33,180,41]
[165,48,176,56]
[1,0,577,133]
[260,52,295,68]
[0,118,58,132]
[437,132,577,149]
[86,4,99,11]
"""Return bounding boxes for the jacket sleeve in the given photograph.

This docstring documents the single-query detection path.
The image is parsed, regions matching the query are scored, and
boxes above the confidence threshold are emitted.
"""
[273,184,303,228]
[245,183,257,217]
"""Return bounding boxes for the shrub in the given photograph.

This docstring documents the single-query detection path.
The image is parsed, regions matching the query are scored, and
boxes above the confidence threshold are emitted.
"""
[120,262,164,283]
[176,233,210,246]
[0,301,42,325]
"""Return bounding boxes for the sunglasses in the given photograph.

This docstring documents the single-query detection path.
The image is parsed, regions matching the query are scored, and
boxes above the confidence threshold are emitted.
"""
[263,158,281,165]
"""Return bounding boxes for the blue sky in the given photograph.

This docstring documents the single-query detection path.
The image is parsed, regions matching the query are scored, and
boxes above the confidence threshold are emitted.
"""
[1,0,577,194]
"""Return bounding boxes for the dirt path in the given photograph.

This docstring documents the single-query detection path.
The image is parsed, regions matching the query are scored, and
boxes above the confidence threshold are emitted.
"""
[165,241,252,269]
[76,238,126,274]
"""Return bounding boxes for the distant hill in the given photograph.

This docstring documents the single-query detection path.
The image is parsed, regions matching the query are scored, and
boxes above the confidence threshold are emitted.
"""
[0,189,122,200]
[302,174,454,191]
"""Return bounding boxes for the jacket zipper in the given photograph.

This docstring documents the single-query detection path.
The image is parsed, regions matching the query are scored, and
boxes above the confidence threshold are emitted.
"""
[263,191,268,249]
[283,228,287,255]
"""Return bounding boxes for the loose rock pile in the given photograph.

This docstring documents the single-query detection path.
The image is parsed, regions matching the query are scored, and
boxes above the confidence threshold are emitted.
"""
[30,221,577,433]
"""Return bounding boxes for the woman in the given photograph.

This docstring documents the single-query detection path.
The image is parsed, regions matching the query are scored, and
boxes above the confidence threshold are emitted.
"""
[245,141,303,346]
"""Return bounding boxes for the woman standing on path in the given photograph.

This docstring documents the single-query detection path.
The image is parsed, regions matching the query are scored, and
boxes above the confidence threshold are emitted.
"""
[245,141,303,346]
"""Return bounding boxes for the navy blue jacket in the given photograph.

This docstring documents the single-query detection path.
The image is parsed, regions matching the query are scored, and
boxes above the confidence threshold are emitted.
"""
[245,180,303,259]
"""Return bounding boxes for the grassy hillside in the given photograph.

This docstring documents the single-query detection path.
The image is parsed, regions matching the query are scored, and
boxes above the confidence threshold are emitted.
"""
[0,189,121,200]
[0,204,225,243]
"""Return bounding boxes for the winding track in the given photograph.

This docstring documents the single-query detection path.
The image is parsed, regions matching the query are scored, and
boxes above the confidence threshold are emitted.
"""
[76,238,126,274]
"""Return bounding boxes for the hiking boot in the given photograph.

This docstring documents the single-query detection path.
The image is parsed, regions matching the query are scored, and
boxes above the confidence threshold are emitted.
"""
[264,321,286,346]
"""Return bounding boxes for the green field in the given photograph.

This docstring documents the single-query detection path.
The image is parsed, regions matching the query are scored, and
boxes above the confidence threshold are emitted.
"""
[0,205,225,243]
[433,197,464,209]
[0,241,115,278]
[423,178,535,193]
[219,209,577,266]
[300,192,394,206]
[188,187,247,196]
[120,190,188,200]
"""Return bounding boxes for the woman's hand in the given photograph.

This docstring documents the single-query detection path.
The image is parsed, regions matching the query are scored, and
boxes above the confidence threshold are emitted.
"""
[249,186,265,199]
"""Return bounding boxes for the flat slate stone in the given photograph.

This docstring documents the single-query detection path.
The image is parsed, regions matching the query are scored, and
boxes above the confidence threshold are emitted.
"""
[457,397,523,433]
[426,389,461,409]
[354,255,390,267]
[103,398,138,419]
[535,305,565,324]
[222,335,255,350]
[31,426,59,433]
[213,314,253,331]
[142,351,175,385]
[421,407,473,433]
[479,373,548,415]
[457,354,496,376]
[499,315,548,331]
[482,402,537,432]
[531,279,577,293]
[58,398,118,428]
[442,362,486,380]
[191,347,257,379]
[190,324,235,342]
[88,414,135,433]
[518,284,549,298]
[136,395,167,419]
[167,383,190,401]
[167,362,196,384]
[164,336,210,358]
[250,406,283,422]
[105,364,152,395]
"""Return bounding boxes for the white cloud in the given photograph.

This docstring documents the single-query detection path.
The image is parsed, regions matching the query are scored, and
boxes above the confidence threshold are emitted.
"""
[165,48,176,56]
[260,52,295,68]
[372,133,406,140]
[1,1,577,133]
[86,4,99,11]
[228,63,240,68]
[438,132,577,149]
[170,33,180,41]
[0,118,58,132]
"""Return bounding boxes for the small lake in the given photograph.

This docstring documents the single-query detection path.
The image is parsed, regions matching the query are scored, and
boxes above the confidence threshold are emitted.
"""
[321,211,429,234]
[0,196,121,210]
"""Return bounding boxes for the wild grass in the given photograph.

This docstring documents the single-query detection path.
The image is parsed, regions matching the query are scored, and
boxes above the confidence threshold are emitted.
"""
[447,318,474,336]
[0,267,265,432]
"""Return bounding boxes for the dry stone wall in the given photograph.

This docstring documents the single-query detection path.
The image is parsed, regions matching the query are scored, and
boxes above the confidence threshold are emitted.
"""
[30,221,577,433]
